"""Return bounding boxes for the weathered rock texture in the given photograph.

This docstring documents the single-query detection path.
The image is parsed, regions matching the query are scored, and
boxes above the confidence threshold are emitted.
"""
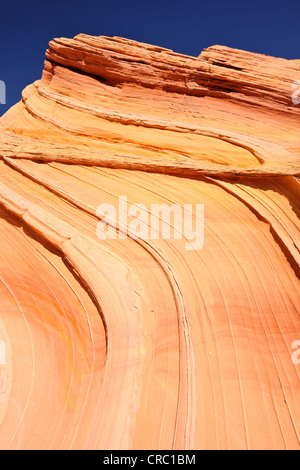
[0,34,299,450]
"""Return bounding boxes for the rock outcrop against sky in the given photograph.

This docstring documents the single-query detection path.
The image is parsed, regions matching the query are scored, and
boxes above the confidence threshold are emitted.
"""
[0,34,299,450]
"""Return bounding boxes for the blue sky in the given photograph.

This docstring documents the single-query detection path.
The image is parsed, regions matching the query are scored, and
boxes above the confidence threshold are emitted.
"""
[0,0,299,115]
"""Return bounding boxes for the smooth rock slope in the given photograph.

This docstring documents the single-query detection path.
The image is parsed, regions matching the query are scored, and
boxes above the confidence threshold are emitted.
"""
[0,34,299,450]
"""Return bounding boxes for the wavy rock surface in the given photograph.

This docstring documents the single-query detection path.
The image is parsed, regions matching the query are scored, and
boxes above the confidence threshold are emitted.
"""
[0,34,299,450]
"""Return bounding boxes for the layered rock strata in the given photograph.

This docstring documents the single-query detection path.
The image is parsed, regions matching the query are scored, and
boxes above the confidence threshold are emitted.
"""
[0,34,299,450]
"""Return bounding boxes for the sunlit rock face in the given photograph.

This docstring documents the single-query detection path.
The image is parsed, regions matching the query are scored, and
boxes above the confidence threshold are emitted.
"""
[0,34,299,450]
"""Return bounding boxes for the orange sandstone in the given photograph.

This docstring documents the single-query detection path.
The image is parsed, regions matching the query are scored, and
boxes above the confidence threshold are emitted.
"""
[0,34,299,450]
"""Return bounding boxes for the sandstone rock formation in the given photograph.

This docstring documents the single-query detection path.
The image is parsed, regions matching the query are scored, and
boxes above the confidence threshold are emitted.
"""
[0,34,299,450]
